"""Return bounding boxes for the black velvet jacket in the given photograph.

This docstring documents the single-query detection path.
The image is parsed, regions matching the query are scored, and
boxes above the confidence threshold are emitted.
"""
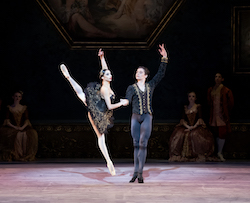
[125,60,168,115]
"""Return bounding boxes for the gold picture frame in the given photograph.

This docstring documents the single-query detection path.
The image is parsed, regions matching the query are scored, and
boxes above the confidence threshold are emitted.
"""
[232,5,250,74]
[36,0,185,50]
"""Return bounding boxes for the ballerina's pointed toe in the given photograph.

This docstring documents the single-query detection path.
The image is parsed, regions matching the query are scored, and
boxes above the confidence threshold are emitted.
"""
[60,64,70,78]
[107,162,116,176]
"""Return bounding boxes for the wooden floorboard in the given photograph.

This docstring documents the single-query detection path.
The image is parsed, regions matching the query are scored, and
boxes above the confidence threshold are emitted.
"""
[0,159,250,203]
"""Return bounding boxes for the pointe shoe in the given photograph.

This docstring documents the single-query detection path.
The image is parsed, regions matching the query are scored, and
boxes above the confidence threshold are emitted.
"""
[107,162,116,176]
[217,152,226,162]
[60,64,70,79]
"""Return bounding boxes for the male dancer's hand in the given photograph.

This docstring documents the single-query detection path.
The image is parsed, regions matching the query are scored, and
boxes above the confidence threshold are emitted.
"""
[120,99,129,106]
[158,44,168,58]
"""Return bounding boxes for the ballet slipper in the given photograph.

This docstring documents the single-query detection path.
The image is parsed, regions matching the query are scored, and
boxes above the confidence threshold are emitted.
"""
[107,161,116,176]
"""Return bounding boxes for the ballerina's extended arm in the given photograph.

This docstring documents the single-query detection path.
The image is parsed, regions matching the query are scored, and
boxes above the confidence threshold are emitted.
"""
[98,49,127,109]
[101,86,127,110]
[60,64,87,106]
[98,48,109,70]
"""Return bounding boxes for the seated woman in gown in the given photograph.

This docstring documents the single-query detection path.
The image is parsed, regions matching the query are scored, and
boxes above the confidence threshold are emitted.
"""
[0,91,38,161]
[169,91,215,162]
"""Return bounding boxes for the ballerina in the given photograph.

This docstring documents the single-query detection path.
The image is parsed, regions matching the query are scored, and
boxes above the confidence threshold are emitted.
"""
[60,49,127,175]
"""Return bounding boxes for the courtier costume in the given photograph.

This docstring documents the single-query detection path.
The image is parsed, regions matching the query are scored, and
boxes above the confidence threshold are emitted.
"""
[169,104,215,162]
[0,105,38,161]
[125,57,168,179]
[84,82,114,134]
[207,84,234,159]
[207,84,234,137]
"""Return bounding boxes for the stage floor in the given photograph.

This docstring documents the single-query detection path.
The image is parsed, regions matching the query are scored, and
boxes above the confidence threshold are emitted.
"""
[0,159,250,203]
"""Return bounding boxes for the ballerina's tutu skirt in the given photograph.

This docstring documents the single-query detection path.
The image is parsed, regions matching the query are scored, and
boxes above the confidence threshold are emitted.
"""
[84,82,114,134]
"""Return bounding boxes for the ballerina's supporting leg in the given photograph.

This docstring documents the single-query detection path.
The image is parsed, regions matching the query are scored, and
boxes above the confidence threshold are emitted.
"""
[88,112,116,176]
[98,134,116,176]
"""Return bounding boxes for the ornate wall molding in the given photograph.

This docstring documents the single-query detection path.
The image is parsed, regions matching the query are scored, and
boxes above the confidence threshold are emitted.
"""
[34,123,250,132]
[232,5,250,74]
[33,123,250,159]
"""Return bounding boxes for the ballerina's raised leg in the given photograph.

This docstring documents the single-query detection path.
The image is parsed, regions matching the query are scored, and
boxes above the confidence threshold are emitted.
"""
[60,64,87,105]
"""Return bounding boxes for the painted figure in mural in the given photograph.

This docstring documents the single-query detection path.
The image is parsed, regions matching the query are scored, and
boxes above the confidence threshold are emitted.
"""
[0,91,38,162]
[169,91,215,162]
[207,73,234,161]
[47,0,175,39]
[123,44,168,183]
[60,49,127,176]
[97,0,173,38]
[108,0,166,21]
[48,0,116,38]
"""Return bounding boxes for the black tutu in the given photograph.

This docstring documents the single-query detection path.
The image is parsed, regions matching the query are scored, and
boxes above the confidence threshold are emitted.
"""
[84,82,114,134]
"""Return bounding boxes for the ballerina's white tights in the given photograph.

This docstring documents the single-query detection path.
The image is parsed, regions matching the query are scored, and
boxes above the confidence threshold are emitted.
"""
[98,135,116,176]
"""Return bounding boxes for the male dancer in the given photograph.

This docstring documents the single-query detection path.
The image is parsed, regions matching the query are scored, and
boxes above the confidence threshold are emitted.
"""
[124,44,168,183]
[207,73,234,161]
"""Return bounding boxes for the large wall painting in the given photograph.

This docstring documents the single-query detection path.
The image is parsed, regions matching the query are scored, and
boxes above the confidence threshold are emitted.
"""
[36,0,185,49]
